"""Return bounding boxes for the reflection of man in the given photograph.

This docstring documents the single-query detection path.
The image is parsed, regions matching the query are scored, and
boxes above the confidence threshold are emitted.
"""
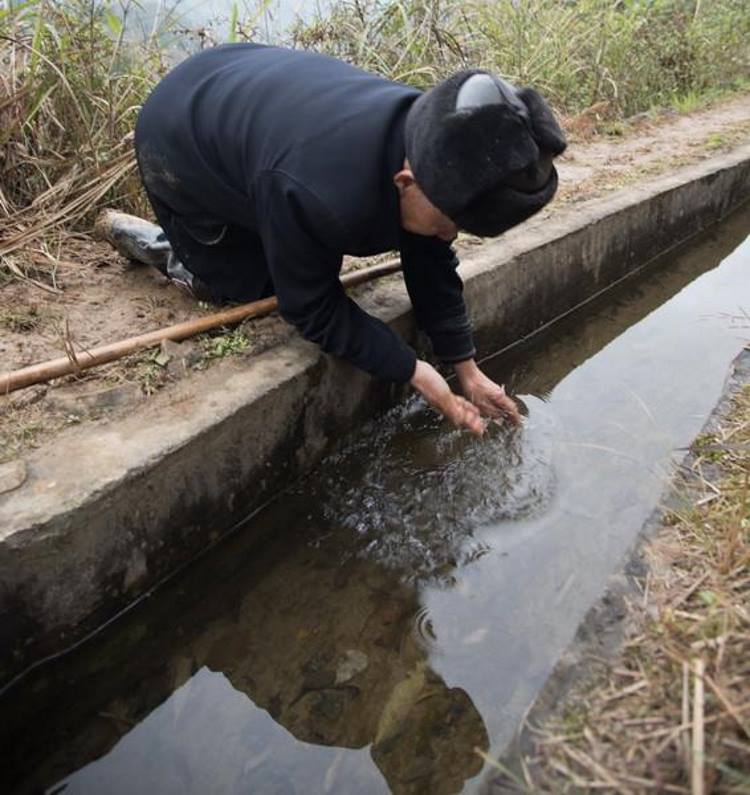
[6,516,489,794]
[197,550,489,794]
[107,44,565,433]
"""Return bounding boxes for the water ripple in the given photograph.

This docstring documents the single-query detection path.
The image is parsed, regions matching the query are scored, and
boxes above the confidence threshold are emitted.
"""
[412,606,437,652]
[296,395,557,582]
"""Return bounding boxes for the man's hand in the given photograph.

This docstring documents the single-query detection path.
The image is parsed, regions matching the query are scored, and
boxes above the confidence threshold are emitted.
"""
[453,359,522,425]
[411,360,485,436]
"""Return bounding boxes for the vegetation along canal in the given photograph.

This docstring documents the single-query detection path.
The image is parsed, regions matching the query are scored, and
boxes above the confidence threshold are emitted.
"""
[3,203,750,794]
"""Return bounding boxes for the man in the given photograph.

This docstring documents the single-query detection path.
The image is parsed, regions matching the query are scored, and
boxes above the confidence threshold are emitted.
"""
[113,44,565,434]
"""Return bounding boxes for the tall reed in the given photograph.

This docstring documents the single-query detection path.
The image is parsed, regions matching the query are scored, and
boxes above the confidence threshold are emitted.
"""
[290,0,750,115]
[0,0,168,255]
[1,0,748,259]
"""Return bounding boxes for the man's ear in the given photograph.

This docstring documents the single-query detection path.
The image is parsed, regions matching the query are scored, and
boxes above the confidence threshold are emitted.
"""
[393,168,416,194]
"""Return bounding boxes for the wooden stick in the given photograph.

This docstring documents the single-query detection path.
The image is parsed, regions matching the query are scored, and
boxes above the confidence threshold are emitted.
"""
[1,259,401,395]
[681,660,691,775]
[691,658,705,795]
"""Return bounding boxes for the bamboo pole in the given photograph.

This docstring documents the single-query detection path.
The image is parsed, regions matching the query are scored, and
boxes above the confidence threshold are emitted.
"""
[1,259,402,395]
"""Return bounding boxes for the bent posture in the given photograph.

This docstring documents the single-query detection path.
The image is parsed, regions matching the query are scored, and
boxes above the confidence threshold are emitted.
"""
[117,44,565,433]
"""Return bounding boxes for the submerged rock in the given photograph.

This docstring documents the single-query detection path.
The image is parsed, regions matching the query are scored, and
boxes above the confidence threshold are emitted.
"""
[335,650,368,684]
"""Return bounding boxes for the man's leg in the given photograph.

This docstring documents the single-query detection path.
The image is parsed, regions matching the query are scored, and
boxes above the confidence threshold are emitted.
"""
[96,207,216,301]
[167,215,274,304]
[97,199,273,305]
[130,128,274,304]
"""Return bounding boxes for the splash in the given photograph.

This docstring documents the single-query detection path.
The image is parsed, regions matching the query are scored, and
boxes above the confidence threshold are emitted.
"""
[297,395,557,581]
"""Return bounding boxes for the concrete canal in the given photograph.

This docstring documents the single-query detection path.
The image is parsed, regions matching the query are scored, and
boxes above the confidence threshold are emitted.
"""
[2,202,749,794]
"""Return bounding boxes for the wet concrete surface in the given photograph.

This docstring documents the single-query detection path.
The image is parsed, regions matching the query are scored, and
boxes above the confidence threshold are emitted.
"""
[2,203,749,794]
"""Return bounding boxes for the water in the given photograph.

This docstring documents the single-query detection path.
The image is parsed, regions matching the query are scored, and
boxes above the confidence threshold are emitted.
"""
[164,0,324,39]
[2,204,749,795]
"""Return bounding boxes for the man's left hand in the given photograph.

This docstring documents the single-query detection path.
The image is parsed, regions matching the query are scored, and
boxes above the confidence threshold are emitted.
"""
[453,359,522,425]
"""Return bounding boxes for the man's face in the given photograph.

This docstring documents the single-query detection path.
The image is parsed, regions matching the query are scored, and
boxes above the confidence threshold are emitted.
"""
[413,191,459,242]
[394,164,458,242]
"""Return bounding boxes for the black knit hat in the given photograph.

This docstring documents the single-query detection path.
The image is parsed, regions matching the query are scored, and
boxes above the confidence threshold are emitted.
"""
[404,70,567,237]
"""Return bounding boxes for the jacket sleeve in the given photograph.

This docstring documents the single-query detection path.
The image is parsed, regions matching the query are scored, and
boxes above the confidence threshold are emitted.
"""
[399,231,476,364]
[256,170,417,383]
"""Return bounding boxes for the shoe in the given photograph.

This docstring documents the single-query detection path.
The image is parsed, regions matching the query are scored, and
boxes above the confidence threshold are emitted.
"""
[166,254,215,303]
[95,209,172,270]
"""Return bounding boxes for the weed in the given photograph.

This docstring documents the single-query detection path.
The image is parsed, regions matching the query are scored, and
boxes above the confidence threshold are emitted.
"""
[671,88,706,114]
[131,349,167,395]
[692,431,718,452]
[691,431,729,462]
[0,410,47,461]
[559,704,588,737]
[601,120,626,137]
[202,328,250,359]
[705,132,728,151]
[19,418,45,443]
[0,306,44,333]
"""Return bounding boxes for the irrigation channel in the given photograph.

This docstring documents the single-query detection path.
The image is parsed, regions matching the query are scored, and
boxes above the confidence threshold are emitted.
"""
[3,203,750,794]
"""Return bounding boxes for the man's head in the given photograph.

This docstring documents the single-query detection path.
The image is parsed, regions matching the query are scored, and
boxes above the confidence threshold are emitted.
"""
[398,70,566,238]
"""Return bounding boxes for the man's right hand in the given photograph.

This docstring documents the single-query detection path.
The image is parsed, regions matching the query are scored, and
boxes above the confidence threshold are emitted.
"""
[410,360,485,436]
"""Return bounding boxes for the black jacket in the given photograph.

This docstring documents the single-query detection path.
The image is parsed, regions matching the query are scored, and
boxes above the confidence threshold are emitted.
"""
[136,44,475,382]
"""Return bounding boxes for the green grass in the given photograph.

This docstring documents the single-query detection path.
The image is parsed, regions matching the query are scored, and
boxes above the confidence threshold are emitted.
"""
[670,75,750,114]
[705,133,729,150]
[202,328,251,359]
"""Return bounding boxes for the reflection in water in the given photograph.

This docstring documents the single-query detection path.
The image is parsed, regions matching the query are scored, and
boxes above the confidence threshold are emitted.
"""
[6,525,488,795]
[2,204,750,795]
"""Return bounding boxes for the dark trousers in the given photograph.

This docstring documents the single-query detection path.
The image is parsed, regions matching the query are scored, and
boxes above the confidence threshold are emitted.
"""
[136,143,274,304]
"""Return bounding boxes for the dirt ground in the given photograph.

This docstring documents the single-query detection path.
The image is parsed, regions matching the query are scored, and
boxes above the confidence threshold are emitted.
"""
[2,93,750,463]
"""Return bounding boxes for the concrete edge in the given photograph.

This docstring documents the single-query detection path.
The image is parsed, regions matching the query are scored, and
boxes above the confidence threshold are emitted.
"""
[480,346,750,791]
[1,143,749,684]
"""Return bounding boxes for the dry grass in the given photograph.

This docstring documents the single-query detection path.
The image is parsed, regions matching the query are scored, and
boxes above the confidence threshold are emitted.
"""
[492,376,750,793]
[0,0,167,263]
[1,0,748,279]
[290,0,750,110]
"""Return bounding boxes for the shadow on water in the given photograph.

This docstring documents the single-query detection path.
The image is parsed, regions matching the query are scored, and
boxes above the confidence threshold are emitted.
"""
[2,202,750,795]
